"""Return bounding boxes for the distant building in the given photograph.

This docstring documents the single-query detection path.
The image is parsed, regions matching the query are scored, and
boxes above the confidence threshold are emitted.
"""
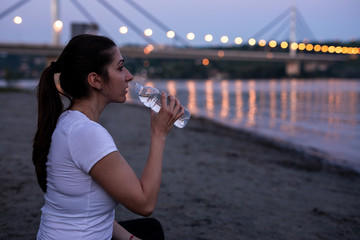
[71,23,99,37]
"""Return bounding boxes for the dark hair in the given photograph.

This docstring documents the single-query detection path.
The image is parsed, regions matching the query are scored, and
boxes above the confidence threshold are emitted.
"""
[32,34,116,192]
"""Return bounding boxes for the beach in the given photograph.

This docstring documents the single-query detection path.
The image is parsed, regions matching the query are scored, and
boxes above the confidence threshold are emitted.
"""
[0,90,359,240]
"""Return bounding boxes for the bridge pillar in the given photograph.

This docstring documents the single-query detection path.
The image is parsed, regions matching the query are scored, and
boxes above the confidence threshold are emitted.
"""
[285,61,301,76]
[51,0,60,45]
[289,6,297,58]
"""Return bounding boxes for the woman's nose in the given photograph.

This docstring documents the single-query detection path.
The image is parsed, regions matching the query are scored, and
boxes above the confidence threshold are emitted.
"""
[125,68,133,82]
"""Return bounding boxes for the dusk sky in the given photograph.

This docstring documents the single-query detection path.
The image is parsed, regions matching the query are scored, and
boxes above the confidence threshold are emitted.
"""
[1,0,359,46]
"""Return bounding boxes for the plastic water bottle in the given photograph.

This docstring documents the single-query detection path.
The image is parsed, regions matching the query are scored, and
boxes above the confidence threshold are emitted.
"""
[132,82,191,128]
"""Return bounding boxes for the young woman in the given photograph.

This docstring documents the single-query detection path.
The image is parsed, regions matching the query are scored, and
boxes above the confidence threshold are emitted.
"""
[32,34,184,240]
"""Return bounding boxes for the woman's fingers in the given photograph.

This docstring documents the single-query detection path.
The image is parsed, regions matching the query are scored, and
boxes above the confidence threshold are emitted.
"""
[160,92,167,109]
[153,92,185,130]
[158,92,181,117]
[176,105,185,119]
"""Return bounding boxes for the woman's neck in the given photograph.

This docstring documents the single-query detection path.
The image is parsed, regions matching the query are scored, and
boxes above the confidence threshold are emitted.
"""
[70,98,105,122]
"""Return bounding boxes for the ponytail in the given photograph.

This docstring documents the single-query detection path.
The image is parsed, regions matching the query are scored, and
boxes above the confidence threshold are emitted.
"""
[32,64,63,192]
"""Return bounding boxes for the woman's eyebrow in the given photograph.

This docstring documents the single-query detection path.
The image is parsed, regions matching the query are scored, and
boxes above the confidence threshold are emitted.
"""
[118,59,124,65]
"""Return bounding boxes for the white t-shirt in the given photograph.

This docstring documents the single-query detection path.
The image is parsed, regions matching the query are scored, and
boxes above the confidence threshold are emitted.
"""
[37,110,118,240]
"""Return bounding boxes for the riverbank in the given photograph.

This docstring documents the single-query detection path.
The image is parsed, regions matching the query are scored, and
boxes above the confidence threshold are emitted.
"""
[0,91,359,240]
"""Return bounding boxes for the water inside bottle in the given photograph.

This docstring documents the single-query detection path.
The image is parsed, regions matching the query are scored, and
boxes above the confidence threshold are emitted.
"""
[132,82,190,128]
[139,93,161,112]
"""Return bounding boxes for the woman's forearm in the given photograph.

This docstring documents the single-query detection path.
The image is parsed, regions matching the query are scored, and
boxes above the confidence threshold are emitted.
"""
[139,135,166,214]
[112,220,141,240]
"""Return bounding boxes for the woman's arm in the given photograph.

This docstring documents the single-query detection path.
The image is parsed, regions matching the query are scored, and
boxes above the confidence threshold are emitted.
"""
[112,220,141,240]
[90,93,184,216]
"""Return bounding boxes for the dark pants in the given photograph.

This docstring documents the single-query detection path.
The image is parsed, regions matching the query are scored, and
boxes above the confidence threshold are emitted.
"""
[118,218,165,240]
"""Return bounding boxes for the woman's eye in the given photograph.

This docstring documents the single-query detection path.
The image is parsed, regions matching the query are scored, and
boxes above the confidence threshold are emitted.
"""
[118,66,124,71]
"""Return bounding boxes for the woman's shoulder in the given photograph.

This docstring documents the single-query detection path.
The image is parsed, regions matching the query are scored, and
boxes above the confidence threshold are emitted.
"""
[58,110,104,135]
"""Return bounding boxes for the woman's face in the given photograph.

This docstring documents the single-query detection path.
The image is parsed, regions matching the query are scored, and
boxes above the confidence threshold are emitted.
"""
[102,47,133,103]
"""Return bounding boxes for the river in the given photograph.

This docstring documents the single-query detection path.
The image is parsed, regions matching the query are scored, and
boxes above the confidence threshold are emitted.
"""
[127,78,360,172]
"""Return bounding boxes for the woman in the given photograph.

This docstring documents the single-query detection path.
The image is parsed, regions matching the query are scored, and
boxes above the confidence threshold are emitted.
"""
[32,34,184,240]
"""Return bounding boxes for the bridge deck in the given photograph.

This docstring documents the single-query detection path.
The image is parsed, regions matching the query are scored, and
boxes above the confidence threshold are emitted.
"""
[0,43,349,62]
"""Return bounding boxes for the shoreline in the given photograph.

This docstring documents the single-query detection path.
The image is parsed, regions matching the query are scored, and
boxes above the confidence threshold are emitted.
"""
[1,91,359,240]
[190,114,360,175]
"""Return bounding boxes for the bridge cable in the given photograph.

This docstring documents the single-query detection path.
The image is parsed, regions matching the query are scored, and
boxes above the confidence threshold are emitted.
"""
[252,6,292,40]
[296,10,316,41]
[296,20,310,42]
[280,28,290,42]
[268,15,291,41]
[123,0,190,48]
[0,0,31,20]
[97,0,157,45]
[70,0,111,37]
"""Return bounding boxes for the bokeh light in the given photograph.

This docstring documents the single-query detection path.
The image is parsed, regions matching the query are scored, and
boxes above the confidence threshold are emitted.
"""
[202,58,209,66]
[53,20,63,32]
[144,28,153,37]
[248,38,256,46]
[13,16,22,24]
[314,44,321,52]
[204,34,213,42]
[342,47,348,54]
[220,36,229,44]
[234,37,243,45]
[269,40,277,48]
[143,44,154,55]
[298,43,306,51]
[290,42,298,50]
[217,50,225,58]
[280,41,288,49]
[258,39,266,47]
[321,45,329,53]
[306,44,314,51]
[166,30,175,39]
[119,26,128,34]
[328,46,335,53]
[186,32,195,40]
[335,46,342,54]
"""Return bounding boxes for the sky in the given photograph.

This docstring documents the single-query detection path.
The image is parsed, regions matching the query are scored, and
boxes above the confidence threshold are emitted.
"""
[0,0,359,47]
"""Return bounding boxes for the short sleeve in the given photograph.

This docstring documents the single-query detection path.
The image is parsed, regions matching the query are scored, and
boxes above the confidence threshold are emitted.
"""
[68,122,118,173]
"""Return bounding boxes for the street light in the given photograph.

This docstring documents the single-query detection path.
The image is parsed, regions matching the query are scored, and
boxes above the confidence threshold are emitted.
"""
[53,20,63,32]
[204,34,213,42]
[186,32,195,40]
[119,26,128,34]
[144,28,153,37]
[166,30,175,39]
[13,16,23,24]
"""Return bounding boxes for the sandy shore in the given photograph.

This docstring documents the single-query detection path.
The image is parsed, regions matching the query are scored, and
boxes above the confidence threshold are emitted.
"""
[0,90,359,240]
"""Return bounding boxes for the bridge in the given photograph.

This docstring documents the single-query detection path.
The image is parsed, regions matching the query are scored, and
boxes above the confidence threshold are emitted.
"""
[0,0,358,76]
[1,42,350,76]
[0,42,349,62]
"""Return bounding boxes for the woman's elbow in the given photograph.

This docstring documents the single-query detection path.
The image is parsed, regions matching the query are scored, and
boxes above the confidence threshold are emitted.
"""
[136,204,155,217]
[125,198,155,217]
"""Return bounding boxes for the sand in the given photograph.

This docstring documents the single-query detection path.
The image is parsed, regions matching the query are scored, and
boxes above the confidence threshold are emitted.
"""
[0,90,359,240]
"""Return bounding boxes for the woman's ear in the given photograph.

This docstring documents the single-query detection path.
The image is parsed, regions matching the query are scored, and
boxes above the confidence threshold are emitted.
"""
[87,72,103,90]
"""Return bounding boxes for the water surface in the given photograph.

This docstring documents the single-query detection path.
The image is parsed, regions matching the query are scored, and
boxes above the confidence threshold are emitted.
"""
[129,79,360,172]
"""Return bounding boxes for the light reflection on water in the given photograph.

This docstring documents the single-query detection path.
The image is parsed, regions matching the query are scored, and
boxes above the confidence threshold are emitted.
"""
[130,79,360,171]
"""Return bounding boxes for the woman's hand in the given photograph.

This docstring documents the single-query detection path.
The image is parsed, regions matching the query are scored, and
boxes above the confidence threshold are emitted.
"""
[150,92,184,138]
